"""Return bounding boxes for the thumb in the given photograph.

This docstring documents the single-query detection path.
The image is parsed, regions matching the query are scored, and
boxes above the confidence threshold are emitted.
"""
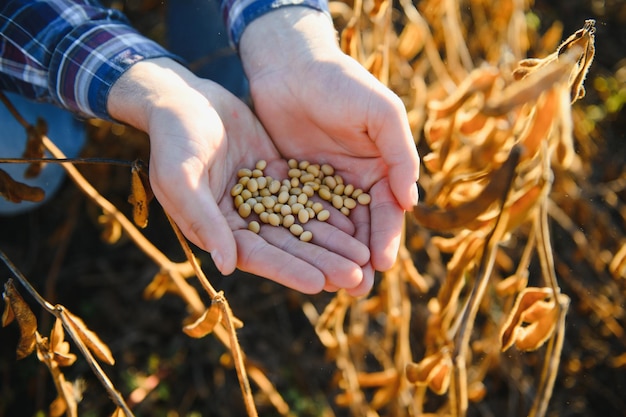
[369,92,420,210]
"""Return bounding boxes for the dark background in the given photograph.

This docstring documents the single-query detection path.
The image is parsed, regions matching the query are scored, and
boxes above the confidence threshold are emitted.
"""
[1,0,625,416]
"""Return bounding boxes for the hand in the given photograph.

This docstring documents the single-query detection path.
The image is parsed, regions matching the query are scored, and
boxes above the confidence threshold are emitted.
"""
[107,58,370,293]
[239,8,421,295]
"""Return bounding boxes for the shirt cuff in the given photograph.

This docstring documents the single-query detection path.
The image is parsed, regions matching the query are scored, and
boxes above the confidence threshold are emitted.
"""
[222,0,330,48]
[49,22,178,120]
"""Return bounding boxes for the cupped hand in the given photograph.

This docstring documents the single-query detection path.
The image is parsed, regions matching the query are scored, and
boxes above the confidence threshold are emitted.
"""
[107,58,370,294]
[239,8,420,295]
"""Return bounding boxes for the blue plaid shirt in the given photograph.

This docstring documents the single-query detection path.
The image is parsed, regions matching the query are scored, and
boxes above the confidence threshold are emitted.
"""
[0,0,329,120]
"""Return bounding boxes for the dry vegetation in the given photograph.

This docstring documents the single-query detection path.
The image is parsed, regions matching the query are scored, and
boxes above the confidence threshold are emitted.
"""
[1,0,625,416]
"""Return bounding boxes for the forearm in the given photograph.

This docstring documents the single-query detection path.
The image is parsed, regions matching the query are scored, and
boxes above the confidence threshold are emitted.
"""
[0,0,176,119]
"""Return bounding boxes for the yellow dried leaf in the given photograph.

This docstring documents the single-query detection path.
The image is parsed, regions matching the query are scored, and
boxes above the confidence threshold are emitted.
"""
[49,379,77,417]
[3,279,37,359]
[500,287,566,352]
[0,168,45,203]
[128,161,150,228]
[495,272,528,297]
[183,299,223,338]
[413,146,521,230]
[609,242,626,279]
[396,22,424,59]
[143,270,180,300]
[62,309,115,365]
[98,212,122,244]
[50,318,77,367]
[406,350,452,395]
[48,395,68,417]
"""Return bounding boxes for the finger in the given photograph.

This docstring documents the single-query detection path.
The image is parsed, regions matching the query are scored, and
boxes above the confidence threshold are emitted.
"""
[234,229,326,293]
[346,262,375,297]
[258,224,365,290]
[368,90,420,211]
[368,178,405,271]
[304,220,370,266]
[152,168,238,275]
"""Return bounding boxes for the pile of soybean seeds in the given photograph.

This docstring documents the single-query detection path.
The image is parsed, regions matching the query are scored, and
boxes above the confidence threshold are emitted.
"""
[231,159,371,242]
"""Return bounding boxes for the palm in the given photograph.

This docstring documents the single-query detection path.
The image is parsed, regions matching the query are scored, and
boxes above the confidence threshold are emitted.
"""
[146,79,370,294]
[247,52,418,274]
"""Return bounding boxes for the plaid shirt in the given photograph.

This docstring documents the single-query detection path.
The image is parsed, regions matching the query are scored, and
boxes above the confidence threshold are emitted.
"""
[0,0,328,120]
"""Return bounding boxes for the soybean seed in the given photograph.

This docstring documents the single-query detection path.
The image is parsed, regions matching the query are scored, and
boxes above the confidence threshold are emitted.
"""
[334,184,345,196]
[289,224,304,236]
[256,176,267,189]
[238,203,252,218]
[321,164,334,176]
[343,184,354,196]
[246,178,259,193]
[288,159,298,169]
[291,203,304,214]
[231,183,243,196]
[324,176,337,190]
[234,195,244,208]
[297,193,308,205]
[283,214,295,228]
[241,189,252,200]
[298,208,310,224]
[269,180,281,194]
[252,169,263,178]
[262,196,275,209]
[298,160,310,170]
[280,205,292,216]
[319,187,332,201]
[277,190,290,204]
[288,168,302,178]
[253,203,265,214]
[268,213,281,226]
[332,194,344,209]
[312,202,324,214]
[248,221,260,233]
[357,193,371,205]
[259,212,270,223]
[344,197,357,210]
[255,160,267,170]
[300,230,313,242]
[238,168,252,178]
[340,207,350,216]
[317,209,330,221]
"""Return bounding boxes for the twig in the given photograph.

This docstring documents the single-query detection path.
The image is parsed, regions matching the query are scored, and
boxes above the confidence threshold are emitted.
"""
[451,146,520,416]
[0,250,134,416]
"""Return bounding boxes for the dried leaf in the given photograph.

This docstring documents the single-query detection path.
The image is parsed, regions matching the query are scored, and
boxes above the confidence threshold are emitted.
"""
[413,146,521,230]
[22,118,47,178]
[396,22,425,59]
[49,379,77,417]
[128,160,152,229]
[143,270,180,300]
[500,287,567,352]
[0,168,45,203]
[183,297,223,338]
[405,349,452,395]
[609,242,626,279]
[62,309,115,365]
[98,212,123,244]
[3,279,37,359]
[50,318,77,367]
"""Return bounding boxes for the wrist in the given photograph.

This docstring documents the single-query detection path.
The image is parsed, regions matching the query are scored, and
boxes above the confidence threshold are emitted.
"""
[239,7,339,78]
[106,58,202,132]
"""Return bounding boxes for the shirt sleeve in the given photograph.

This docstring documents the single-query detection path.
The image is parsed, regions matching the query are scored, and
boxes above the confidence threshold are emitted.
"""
[220,0,330,48]
[0,0,178,120]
